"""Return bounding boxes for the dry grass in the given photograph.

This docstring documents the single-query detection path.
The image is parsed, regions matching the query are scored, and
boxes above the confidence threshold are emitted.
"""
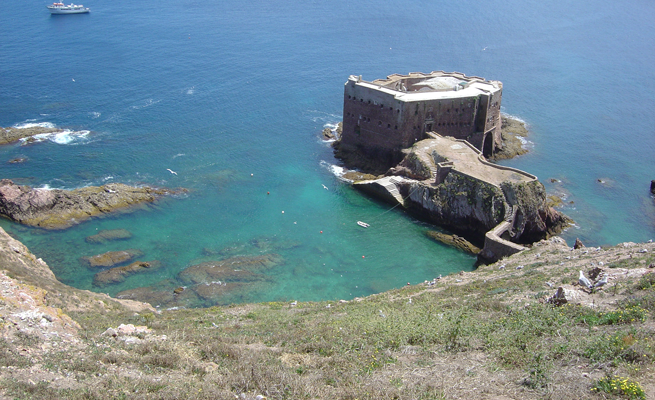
[2,239,655,399]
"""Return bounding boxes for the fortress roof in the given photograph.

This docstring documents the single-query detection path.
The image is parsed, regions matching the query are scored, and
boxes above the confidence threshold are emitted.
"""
[348,71,501,102]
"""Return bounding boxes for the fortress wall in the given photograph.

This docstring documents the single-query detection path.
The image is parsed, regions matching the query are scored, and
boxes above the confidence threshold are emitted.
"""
[342,80,414,166]
[341,73,503,165]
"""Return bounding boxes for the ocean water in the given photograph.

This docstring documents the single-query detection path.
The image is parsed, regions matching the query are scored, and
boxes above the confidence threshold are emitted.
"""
[0,0,654,306]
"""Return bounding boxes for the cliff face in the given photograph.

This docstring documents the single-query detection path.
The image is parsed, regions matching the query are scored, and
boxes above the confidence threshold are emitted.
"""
[351,136,571,260]
[402,173,506,240]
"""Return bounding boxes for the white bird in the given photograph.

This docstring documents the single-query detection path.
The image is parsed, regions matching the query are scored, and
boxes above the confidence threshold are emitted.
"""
[578,270,593,289]
[322,184,328,190]
[72,78,75,82]
[166,168,177,175]
[594,274,609,288]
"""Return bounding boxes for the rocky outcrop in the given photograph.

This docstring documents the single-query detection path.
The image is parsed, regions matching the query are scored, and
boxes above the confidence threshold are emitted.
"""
[0,126,62,145]
[350,135,571,263]
[489,115,530,161]
[0,179,186,229]
[83,249,144,268]
[0,226,154,316]
[425,230,481,255]
[93,260,160,287]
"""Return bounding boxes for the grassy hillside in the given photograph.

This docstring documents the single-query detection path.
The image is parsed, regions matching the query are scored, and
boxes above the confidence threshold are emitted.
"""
[1,231,654,399]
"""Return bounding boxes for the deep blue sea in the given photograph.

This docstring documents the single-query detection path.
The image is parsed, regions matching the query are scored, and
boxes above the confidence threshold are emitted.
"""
[1,0,654,306]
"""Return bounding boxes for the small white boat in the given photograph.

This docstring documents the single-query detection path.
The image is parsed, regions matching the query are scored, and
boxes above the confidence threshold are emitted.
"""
[47,2,90,14]
[357,221,370,228]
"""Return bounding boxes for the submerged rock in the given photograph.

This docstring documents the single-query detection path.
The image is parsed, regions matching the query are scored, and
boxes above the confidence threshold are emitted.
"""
[93,260,160,287]
[85,229,133,244]
[83,249,144,268]
[191,281,248,301]
[178,254,282,285]
[0,179,186,229]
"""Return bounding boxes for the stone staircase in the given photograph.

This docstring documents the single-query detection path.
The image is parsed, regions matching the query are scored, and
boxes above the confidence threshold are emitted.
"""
[375,177,405,206]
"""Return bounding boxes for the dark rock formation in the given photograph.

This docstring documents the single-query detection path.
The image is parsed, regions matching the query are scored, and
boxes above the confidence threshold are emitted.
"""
[8,157,27,164]
[86,229,133,244]
[489,116,530,161]
[0,126,62,145]
[322,127,335,140]
[93,260,160,287]
[83,249,144,268]
[346,134,571,262]
[651,180,655,194]
[425,230,481,255]
[574,238,585,249]
[0,179,186,229]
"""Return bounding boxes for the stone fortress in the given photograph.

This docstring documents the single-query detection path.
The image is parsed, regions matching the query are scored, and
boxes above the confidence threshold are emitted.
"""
[334,71,569,262]
[338,71,503,172]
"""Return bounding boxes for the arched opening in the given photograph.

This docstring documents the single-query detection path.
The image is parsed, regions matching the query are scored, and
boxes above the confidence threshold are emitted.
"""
[482,132,494,158]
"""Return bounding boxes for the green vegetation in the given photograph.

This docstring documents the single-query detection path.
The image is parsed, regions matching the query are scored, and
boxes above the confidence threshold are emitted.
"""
[592,376,646,400]
[2,242,655,399]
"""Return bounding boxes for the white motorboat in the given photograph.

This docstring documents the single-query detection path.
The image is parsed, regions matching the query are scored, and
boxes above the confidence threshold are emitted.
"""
[47,2,90,14]
[357,221,370,228]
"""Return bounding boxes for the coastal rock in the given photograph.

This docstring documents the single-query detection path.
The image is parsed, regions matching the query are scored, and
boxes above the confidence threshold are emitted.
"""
[83,249,144,268]
[178,254,282,285]
[0,179,185,229]
[489,116,530,161]
[8,157,27,164]
[574,238,585,249]
[353,135,571,262]
[93,260,161,287]
[85,229,133,244]
[651,180,655,194]
[321,127,335,140]
[425,230,481,255]
[0,126,63,145]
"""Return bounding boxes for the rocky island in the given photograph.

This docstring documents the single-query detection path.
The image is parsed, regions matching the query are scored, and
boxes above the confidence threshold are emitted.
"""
[0,179,186,229]
[0,125,63,145]
[334,72,570,261]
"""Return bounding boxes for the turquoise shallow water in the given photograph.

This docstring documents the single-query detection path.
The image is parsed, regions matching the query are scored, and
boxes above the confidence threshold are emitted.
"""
[0,0,654,306]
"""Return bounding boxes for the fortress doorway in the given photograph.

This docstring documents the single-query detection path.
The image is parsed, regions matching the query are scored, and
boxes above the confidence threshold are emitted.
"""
[482,132,493,158]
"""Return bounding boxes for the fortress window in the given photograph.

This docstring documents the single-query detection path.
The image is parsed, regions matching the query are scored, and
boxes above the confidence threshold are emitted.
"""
[378,121,382,126]
[367,117,371,122]
[380,104,384,108]
[360,99,363,102]
[395,125,398,129]
[348,95,351,99]
[368,100,371,104]
[387,124,391,128]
